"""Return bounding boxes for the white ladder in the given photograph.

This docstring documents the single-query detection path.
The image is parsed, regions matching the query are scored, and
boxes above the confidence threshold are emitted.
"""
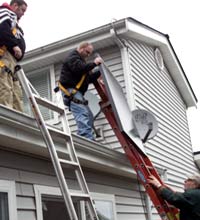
[15,65,99,220]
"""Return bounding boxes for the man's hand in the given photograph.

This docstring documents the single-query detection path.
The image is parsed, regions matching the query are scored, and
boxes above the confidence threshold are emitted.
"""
[94,57,103,65]
[13,46,22,59]
[148,175,162,188]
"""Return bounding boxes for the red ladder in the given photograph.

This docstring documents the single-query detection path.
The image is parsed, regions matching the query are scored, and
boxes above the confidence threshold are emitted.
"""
[93,76,179,220]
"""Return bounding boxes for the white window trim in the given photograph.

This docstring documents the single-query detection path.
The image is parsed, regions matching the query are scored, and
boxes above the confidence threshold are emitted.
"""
[0,180,17,220]
[92,192,117,220]
[34,185,62,220]
[34,185,117,220]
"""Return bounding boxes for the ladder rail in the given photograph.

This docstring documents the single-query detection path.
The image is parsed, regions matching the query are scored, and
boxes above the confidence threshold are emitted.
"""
[94,78,180,220]
[16,65,99,220]
[58,93,99,219]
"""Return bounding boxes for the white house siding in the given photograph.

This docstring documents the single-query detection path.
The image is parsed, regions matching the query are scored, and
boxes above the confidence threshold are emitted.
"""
[125,39,198,187]
[0,148,150,220]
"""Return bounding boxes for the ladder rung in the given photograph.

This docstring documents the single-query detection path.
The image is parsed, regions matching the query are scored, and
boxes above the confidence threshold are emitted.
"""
[47,126,71,139]
[59,159,79,169]
[146,165,154,170]
[70,192,90,201]
[33,94,64,114]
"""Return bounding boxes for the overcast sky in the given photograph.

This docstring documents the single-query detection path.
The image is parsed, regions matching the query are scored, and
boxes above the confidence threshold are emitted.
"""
[3,0,199,151]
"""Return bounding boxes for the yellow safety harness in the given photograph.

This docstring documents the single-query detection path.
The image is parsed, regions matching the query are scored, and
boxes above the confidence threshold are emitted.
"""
[56,73,88,107]
[58,73,86,97]
[0,49,13,75]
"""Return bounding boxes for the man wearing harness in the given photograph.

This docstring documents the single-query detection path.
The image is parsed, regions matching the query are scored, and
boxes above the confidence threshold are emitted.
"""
[0,0,27,112]
[59,42,102,140]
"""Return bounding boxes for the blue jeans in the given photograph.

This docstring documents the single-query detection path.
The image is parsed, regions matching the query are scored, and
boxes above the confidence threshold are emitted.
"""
[62,89,94,140]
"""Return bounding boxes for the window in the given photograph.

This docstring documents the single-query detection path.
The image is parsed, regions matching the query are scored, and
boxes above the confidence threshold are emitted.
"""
[34,185,81,220]
[23,68,53,120]
[92,193,117,220]
[34,185,117,220]
[42,196,79,220]
[0,180,17,220]
[0,192,9,220]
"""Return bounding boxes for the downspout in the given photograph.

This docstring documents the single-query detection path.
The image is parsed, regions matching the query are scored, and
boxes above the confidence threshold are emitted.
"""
[110,21,136,111]
[145,195,153,220]
[110,21,153,220]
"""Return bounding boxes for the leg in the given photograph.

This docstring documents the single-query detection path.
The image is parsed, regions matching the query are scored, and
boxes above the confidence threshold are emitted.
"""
[0,70,13,109]
[13,79,23,112]
[0,51,18,110]
[62,90,94,140]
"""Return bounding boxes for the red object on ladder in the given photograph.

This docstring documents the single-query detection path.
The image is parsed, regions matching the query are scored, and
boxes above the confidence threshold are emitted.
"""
[93,76,180,220]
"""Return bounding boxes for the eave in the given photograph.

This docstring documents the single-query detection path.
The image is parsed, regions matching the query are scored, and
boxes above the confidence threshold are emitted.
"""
[20,17,197,108]
[0,105,135,178]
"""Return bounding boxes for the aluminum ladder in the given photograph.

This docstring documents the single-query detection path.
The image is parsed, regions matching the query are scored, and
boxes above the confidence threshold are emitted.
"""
[15,65,98,220]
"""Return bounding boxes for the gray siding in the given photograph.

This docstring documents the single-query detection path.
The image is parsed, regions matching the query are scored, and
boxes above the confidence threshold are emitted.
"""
[125,39,198,186]
[0,149,150,220]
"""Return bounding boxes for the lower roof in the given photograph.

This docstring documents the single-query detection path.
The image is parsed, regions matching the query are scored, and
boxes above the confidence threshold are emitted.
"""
[0,105,136,178]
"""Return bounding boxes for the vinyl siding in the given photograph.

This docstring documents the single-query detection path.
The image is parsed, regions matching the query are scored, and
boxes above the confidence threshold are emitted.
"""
[0,149,150,220]
[125,39,198,185]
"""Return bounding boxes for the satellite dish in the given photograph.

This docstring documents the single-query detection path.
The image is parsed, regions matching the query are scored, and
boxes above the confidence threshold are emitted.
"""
[99,63,146,154]
[132,109,158,142]
[85,91,101,117]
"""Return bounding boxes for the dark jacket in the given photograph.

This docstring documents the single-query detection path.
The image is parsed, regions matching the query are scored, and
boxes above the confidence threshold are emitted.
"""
[159,187,200,220]
[59,50,100,95]
[0,3,26,61]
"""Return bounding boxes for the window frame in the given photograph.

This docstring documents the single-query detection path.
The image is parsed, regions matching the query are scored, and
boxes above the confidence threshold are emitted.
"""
[34,185,117,220]
[23,66,55,123]
[0,180,17,220]
[34,185,61,220]
[92,192,117,220]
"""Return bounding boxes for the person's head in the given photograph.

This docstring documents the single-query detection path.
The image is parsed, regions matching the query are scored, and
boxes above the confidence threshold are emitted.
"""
[184,174,200,190]
[77,42,93,59]
[10,0,27,20]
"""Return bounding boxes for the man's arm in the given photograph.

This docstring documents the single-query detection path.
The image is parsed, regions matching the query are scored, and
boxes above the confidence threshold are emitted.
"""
[0,20,18,49]
[148,175,195,209]
[68,53,102,75]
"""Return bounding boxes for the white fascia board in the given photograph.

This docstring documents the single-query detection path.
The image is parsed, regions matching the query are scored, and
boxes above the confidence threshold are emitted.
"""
[124,19,197,107]
[125,19,168,46]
